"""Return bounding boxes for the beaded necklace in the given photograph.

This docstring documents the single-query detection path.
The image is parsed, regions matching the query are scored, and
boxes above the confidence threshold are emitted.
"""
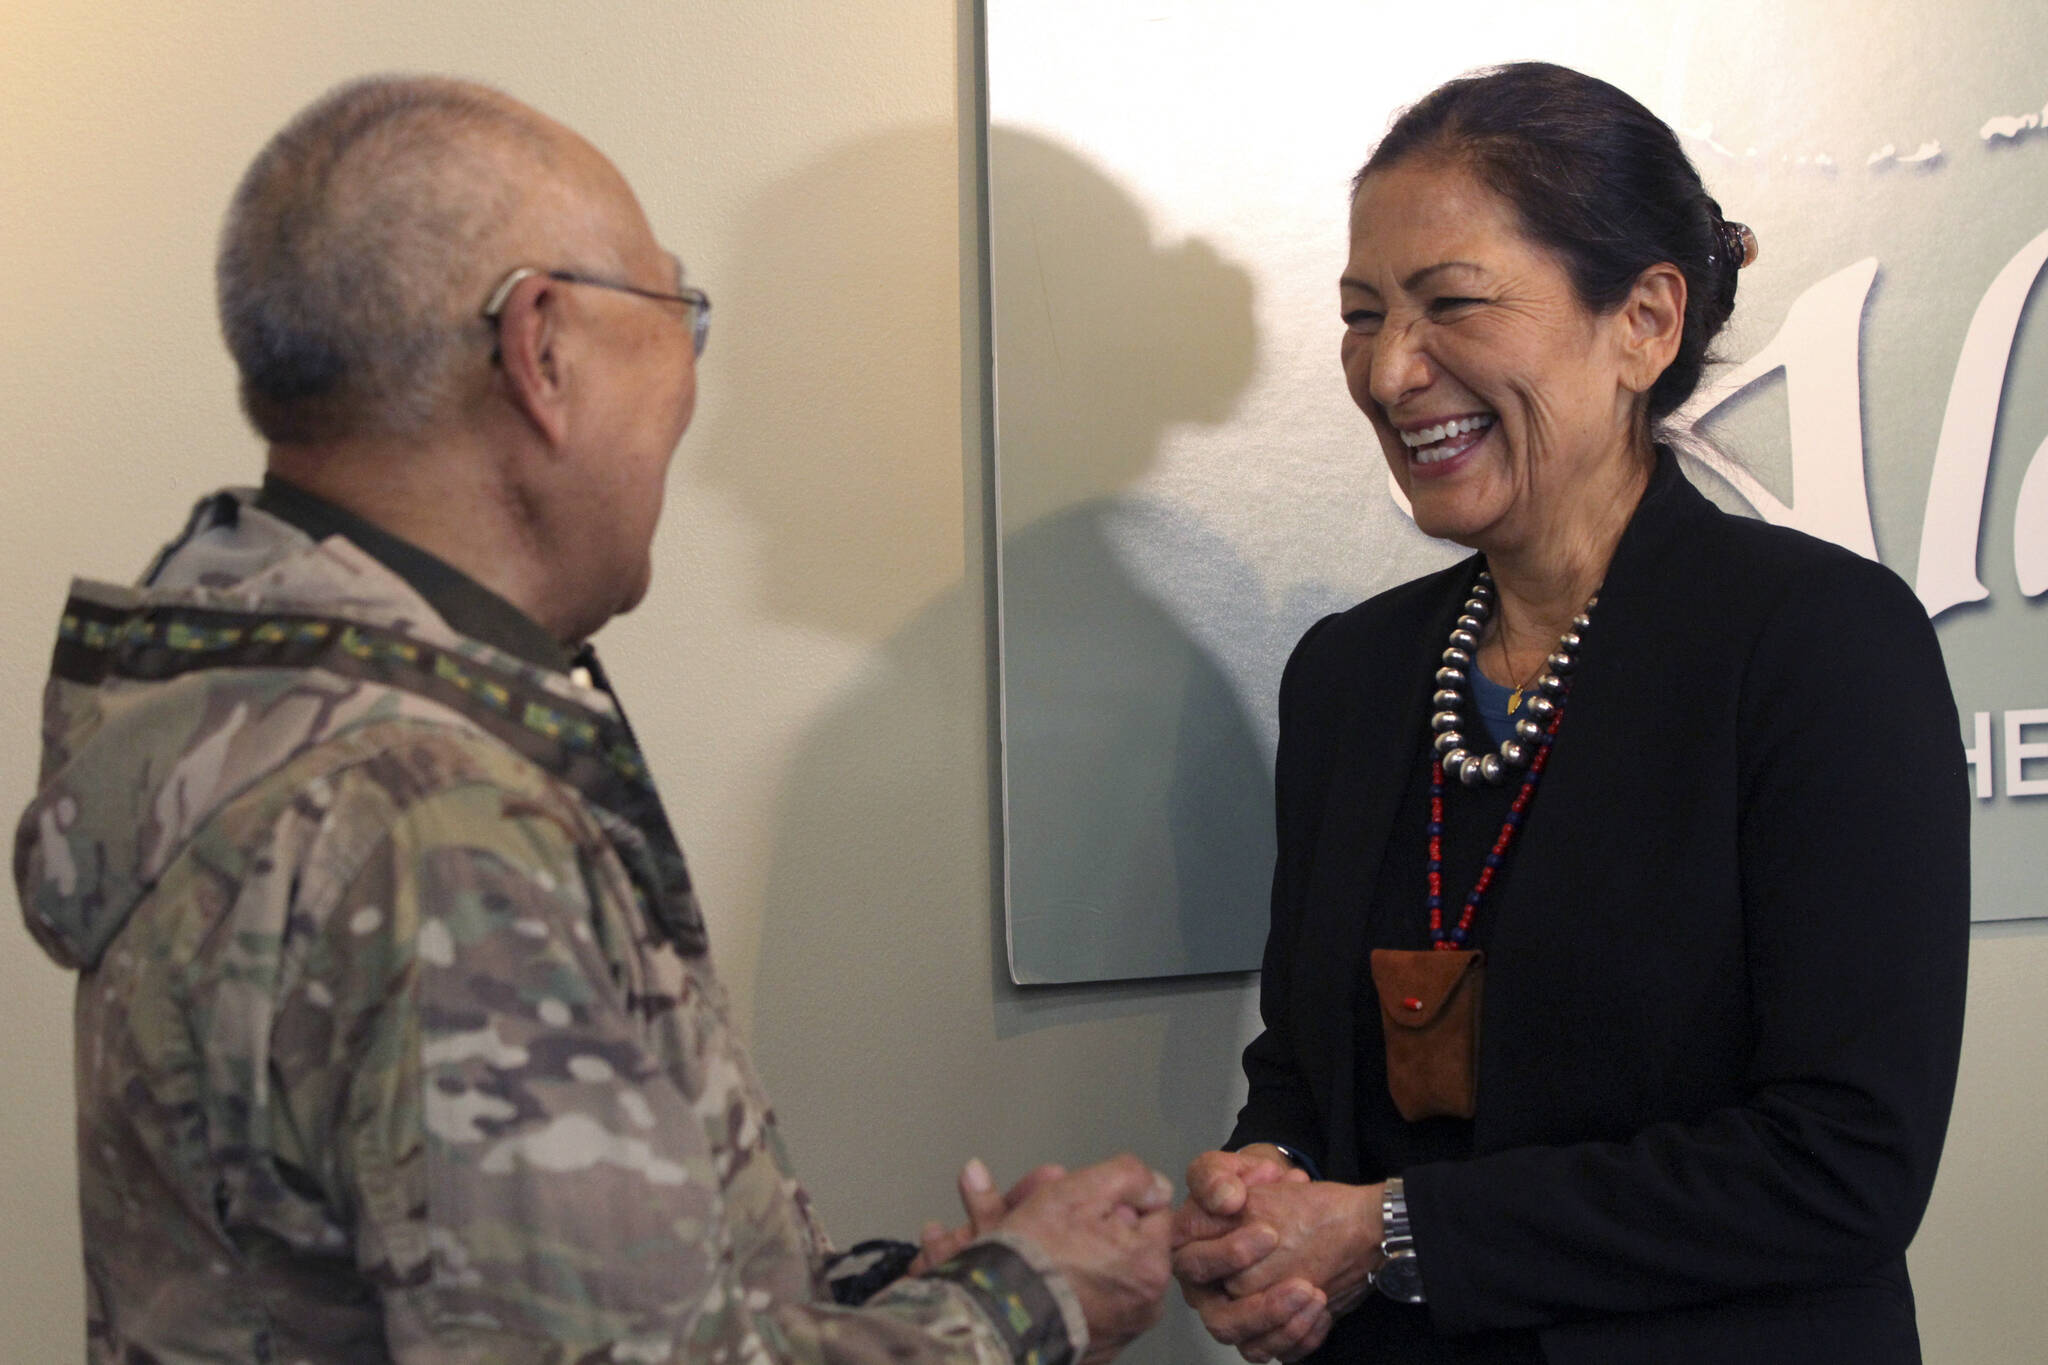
[1424,569,1594,949]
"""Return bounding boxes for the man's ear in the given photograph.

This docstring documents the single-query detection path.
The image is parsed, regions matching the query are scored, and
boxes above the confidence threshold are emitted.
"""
[1615,262,1687,397]
[494,275,572,448]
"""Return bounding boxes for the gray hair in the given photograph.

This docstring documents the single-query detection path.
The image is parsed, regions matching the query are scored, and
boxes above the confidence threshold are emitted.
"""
[216,75,550,445]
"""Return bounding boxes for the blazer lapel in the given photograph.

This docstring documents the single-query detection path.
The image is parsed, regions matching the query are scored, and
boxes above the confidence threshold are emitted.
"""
[1291,562,1473,1182]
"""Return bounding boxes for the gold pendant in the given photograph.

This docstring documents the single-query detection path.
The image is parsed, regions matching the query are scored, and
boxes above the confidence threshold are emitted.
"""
[1507,685,1523,714]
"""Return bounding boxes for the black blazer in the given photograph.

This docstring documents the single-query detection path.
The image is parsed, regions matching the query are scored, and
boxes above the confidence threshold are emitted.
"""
[1230,453,1970,1364]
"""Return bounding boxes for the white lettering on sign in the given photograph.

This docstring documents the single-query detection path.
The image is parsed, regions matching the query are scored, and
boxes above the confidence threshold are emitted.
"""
[2006,709,2048,798]
[1671,258,1880,561]
[1376,225,2048,624]
[2016,432,2048,596]
[1913,226,2048,616]
[1961,711,2048,800]
[1670,227,2048,619]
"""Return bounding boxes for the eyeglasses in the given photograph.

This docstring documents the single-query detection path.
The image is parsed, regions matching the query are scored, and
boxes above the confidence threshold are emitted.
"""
[482,256,711,356]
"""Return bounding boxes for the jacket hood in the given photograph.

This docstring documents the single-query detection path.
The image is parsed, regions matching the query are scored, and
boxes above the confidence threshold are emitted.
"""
[13,490,568,971]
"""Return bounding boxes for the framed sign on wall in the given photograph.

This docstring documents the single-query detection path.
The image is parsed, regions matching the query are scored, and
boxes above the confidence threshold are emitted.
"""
[989,0,2047,983]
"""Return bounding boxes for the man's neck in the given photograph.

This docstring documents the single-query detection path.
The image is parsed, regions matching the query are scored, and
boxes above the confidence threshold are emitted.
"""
[264,434,579,666]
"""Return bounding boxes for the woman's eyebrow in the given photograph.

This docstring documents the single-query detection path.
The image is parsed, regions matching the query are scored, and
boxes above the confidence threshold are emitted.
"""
[1340,260,1486,294]
[1403,261,1484,290]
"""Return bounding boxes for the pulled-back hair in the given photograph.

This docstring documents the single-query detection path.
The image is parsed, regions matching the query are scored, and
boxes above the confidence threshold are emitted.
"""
[1358,62,1744,426]
[216,75,546,445]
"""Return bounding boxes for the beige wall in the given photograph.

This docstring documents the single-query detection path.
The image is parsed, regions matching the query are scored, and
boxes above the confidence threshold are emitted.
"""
[1,4,2040,1362]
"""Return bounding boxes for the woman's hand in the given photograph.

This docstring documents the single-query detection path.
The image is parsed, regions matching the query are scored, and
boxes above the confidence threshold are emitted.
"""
[1184,1144,1309,1219]
[1179,1270,1331,1364]
[1173,1163,1385,1362]
[1220,1180,1384,1316]
[1174,1147,1334,1361]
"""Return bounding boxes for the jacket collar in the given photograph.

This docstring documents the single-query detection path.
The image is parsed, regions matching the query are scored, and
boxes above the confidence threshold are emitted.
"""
[255,475,572,673]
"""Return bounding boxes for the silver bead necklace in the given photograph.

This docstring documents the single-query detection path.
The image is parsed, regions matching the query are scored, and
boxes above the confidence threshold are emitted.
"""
[1429,569,1596,787]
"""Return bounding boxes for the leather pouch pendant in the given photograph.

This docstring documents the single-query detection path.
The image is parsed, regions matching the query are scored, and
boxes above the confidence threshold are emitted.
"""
[1370,948,1484,1121]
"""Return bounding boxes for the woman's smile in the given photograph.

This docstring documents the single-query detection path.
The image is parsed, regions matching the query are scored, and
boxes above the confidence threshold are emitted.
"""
[1397,412,1496,468]
[1341,158,1650,556]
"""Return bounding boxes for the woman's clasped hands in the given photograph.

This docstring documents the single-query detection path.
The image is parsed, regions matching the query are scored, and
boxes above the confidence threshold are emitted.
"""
[1172,1145,1386,1363]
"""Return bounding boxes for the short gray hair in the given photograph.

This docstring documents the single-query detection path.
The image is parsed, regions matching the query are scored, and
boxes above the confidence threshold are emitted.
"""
[217,75,548,445]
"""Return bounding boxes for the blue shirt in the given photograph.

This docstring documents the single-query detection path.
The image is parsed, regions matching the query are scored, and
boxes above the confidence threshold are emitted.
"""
[1467,666,1525,747]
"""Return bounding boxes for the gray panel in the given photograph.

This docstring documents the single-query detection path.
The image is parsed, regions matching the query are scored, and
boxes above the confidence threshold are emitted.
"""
[991,1,2048,984]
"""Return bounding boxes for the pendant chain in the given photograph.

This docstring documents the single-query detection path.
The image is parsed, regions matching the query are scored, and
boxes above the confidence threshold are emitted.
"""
[1496,624,1548,715]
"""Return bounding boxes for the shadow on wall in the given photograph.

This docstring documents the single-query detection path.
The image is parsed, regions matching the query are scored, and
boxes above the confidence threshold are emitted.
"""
[689,124,1267,1365]
[988,125,1270,983]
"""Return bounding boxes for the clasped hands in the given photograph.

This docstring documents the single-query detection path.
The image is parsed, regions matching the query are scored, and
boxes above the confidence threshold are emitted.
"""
[905,1145,1380,1365]
[1169,1145,1385,1363]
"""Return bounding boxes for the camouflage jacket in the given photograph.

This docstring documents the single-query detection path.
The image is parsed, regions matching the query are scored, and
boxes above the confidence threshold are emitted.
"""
[15,491,1085,1365]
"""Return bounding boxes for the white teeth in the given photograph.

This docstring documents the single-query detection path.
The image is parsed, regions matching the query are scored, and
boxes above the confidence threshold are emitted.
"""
[1399,414,1495,455]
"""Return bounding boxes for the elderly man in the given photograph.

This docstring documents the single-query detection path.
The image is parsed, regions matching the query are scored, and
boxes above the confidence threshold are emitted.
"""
[15,76,1169,1365]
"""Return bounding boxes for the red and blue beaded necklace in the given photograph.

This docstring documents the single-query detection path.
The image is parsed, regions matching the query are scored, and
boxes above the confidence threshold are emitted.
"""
[1424,569,1593,949]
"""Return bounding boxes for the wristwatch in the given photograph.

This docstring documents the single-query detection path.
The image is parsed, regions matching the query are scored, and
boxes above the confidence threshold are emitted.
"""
[1369,1177,1425,1303]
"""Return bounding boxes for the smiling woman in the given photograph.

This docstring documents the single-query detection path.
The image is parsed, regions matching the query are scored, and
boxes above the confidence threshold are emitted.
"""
[1340,160,1672,580]
[1171,62,1970,1365]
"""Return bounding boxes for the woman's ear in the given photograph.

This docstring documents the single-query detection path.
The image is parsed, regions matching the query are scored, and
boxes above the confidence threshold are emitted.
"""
[493,274,573,448]
[1616,262,1687,397]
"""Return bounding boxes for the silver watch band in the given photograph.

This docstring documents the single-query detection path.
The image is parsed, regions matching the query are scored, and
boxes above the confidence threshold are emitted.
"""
[1370,1176,1426,1303]
[1381,1177,1411,1250]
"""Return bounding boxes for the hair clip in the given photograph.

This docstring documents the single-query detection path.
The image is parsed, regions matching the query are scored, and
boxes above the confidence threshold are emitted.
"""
[1713,220,1759,270]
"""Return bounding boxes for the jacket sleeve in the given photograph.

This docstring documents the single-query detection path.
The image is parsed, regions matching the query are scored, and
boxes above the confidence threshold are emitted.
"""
[1229,615,1343,1165]
[297,761,1083,1365]
[1406,555,1972,1333]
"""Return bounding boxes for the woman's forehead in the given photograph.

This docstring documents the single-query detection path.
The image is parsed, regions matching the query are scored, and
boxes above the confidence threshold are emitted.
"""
[1345,162,1529,281]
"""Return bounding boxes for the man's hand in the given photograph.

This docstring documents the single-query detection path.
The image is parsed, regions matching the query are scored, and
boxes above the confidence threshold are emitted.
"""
[996,1154,1175,1365]
[909,1159,1067,1276]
